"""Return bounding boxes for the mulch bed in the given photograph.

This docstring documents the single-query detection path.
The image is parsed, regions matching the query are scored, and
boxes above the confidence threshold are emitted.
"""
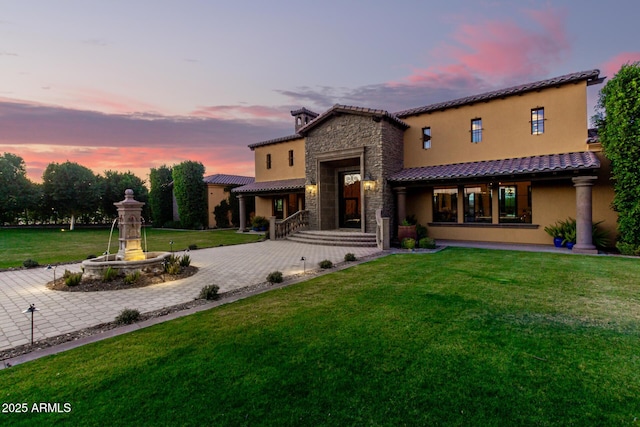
[47,266,198,292]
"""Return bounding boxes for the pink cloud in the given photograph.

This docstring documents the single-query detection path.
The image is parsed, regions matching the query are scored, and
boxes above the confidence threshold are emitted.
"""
[601,52,640,78]
[191,104,292,121]
[403,6,570,89]
[67,88,164,115]
[4,144,255,184]
[0,99,290,183]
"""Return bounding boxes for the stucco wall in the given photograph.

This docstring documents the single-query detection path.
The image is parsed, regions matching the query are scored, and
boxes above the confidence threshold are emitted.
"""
[206,184,229,228]
[401,82,590,168]
[254,138,305,182]
[255,196,272,219]
[404,175,616,246]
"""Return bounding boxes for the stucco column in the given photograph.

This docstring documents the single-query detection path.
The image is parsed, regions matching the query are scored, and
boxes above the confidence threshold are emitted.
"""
[572,176,598,254]
[396,187,407,224]
[238,194,246,232]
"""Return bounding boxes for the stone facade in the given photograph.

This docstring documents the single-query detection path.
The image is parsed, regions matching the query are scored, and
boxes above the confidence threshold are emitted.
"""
[304,113,404,233]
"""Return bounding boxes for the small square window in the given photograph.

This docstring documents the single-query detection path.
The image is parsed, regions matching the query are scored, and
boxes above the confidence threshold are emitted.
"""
[531,107,544,135]
[471,118,482,143]
[288,150,294,166]
[266,153,271,169]
[422,127,431,149]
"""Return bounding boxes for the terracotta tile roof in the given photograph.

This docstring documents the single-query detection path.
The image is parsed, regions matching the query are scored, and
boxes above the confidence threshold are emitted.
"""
[297,104,410,135]
[395,70,602,118]
[232,178,305,194]
[389,152,600,183]
[203,174,254,186]
[248,134,304,150]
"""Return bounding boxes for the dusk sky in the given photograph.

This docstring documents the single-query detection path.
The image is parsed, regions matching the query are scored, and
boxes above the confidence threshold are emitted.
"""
[1,0,639,183]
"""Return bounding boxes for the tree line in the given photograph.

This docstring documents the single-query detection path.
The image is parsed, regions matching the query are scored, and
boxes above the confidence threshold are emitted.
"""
[0,154,208,229]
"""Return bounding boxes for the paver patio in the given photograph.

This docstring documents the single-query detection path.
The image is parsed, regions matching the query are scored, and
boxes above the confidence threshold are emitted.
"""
[0,240,382,351]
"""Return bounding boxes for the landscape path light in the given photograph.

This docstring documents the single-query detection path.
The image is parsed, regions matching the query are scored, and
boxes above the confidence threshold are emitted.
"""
[46,264,58,284]
[22,304,39,345]
[301,256,306,273]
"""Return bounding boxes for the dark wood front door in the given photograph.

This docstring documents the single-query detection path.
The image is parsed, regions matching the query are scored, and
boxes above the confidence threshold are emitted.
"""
[339,171,361,228]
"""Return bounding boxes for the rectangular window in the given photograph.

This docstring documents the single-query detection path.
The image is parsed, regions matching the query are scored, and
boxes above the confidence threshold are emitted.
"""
[499,182,532,223]
[422,127,431,149]
[266,153,271,169]
[463,184,492,223]
[433,187,458,222]
[288,150,294,166]
[471,118,482,143]
[531,107,544,135]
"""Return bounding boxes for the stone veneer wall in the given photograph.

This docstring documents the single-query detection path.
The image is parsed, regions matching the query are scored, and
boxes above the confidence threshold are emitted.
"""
[305,114,404,233]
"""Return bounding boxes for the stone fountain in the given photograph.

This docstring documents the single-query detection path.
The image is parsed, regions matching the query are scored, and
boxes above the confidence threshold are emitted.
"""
[81,189,170,279]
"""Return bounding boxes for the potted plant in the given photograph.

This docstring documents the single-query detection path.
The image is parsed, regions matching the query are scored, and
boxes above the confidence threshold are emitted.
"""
[251,216,269,231]
[398,218,417,242]
[544,221,564,247]
[560,218,577,249]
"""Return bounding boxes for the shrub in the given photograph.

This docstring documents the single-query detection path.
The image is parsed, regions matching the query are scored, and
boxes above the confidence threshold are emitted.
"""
[165,254,179,265]
[198,284,220,300]
[188,244,198,250]
[86,254,97,259]
[115,308,140,325]
[266,271,283,284]
[63,270,83,286]
[164,254,182,274]
[419,237,436,249]
[124,270,142,285]
[103,266,119,282]
[23,259,39,268]
[592,221,611,249]
[402,238,416,249]
[616,242,640,256]
[166,262,181,275]
[416,224,428,240]
[179,254,191,267]
[344,253,357,262]
[319,259,333,269]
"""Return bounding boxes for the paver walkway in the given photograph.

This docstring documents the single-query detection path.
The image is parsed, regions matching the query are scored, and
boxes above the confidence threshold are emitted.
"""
[0,241,382,351]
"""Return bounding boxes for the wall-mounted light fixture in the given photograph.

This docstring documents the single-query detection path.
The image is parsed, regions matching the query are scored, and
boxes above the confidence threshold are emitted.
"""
[305,178,317,195]
[363,173,376,191]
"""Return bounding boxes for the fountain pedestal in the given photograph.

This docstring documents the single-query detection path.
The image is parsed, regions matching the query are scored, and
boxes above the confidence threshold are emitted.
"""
[115,189,145,261]
[81,189,170,280]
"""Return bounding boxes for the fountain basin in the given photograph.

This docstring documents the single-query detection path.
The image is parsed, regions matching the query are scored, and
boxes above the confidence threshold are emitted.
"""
[81,252,171,280]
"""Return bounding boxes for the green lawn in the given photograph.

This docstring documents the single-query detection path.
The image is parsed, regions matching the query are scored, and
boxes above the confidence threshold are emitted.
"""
[0,227,264,268]
[1,248,639,425]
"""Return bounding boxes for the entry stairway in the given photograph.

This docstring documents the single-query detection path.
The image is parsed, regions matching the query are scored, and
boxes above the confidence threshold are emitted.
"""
[287,230,377,247]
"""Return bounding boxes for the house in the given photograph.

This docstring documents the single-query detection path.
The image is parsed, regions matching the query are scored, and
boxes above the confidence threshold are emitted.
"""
[173,174,254,228]
[233,70,616,253]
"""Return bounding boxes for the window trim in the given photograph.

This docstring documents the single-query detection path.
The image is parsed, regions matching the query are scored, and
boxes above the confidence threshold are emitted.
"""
[463,184,492,223]
[531,107,545,135]
[422,127,431,149]
[432,186,458,223]
[471,118,482,143]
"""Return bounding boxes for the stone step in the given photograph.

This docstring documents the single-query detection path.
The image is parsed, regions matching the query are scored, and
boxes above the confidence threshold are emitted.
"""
[287,230,377,247]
